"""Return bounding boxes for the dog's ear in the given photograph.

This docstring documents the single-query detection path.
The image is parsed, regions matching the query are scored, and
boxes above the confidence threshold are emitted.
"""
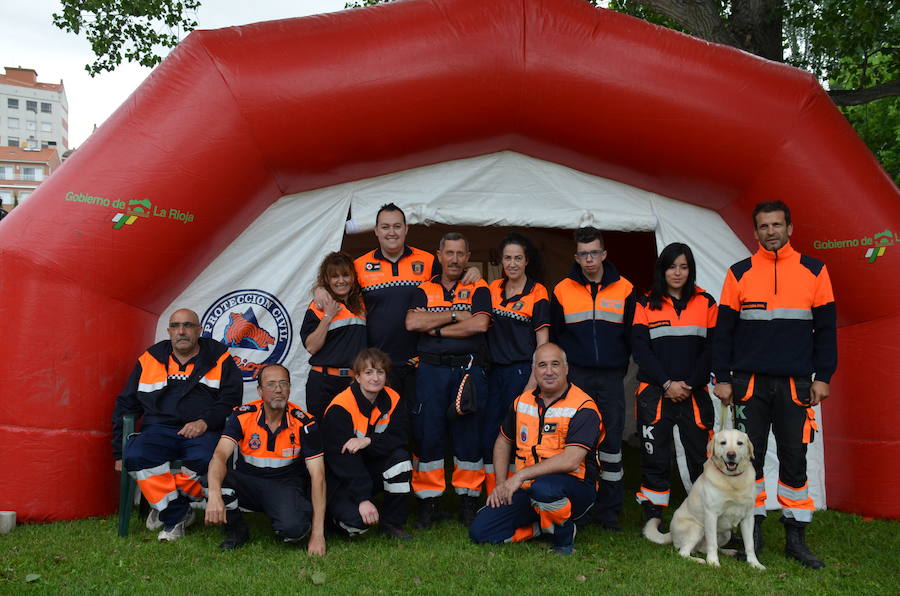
[706,432,716,458]
[747,435,755,460]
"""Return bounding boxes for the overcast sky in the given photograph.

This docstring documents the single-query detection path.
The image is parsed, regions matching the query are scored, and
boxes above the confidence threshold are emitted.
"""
[2,0,349,147]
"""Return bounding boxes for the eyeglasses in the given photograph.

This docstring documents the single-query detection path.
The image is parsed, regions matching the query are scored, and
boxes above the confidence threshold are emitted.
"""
[262,381,291,390]
[168,322,199,330]
[575,250,605,260]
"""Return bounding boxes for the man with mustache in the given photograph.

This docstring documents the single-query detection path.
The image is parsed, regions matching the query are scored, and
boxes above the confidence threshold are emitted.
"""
[406,232,491,528]
[204,364,327,555]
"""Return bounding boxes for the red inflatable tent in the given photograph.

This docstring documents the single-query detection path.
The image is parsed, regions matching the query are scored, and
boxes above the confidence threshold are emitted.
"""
[0,0,897,521]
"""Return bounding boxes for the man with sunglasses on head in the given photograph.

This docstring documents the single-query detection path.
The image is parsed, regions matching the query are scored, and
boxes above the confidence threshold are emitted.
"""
[550,227,635,531]
[112,308,243,542]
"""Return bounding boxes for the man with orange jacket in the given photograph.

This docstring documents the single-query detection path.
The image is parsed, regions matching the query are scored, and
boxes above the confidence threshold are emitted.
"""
[469,343,604,555]
[406,232,492,528]
[550,227,635,530]
[204,364,327,555]
[713,201,837,569]
[113,308,242,542]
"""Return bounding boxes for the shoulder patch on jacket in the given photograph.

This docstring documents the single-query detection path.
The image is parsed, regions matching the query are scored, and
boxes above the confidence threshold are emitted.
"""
[799,254,824,276]
[290,408,314,424]
[235,404,257,414]
[698,291,716,307]
[730,258,753,282]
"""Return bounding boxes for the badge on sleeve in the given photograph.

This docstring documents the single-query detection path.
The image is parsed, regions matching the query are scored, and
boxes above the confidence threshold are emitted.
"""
[520,425,529,443]
[365,262,381,271]
[248,433,261,450]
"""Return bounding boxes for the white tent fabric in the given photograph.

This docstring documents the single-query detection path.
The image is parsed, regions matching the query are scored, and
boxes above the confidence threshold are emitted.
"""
[157,150,825,510]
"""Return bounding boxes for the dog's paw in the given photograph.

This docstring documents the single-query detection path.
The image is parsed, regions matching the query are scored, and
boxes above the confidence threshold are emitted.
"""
[706,557,721,567]
[748,559,766,571]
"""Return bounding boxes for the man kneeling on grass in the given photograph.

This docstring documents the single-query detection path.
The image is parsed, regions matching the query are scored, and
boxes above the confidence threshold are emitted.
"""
[469,343,604,554]
[204,364,326,555]
[322,348,413,540]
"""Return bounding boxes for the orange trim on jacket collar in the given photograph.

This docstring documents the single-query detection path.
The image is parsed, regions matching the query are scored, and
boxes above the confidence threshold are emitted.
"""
[755,240,797,261]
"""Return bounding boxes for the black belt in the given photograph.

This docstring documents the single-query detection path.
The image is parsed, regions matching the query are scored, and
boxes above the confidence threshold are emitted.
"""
[419,352,481,368]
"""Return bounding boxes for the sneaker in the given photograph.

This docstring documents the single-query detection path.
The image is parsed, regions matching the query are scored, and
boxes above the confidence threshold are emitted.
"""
[157,509,195,542]
[145,509,162,531]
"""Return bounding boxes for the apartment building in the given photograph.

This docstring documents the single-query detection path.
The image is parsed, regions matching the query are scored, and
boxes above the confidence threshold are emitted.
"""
[0,68,69,211]
[0,67,69,154]
[0,146,61,210]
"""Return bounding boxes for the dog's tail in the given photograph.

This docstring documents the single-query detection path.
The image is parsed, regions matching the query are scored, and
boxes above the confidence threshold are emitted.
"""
[642,518,672,544]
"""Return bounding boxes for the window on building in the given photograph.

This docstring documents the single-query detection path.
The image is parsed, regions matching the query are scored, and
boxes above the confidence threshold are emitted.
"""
[26,120,36,131]
[0,166,12,179]
[41,122,51,133]
[18,191,31,204]
[8,137,19,147]
[26,100,37,112]
[21,168,43,182]
[0,191,13,205]
[7,98,18,109]
[47,141,57,146]
[40,102,52,113]
[8,117,18,129]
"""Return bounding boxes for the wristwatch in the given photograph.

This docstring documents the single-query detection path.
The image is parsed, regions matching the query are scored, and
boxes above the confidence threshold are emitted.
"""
[450,311,457,323]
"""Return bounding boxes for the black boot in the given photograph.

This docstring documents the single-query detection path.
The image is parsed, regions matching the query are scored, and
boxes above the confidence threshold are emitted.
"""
[784,524,825,569]
[642,502,663,522]
[219,521,250,550]
[753,515,765,558]
[725,514,764,559]
[380,522,413,540]
[459,496,480,527]
[416,497,447,529]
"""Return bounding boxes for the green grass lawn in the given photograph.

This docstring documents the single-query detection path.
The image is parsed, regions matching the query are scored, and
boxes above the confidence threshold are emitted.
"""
[2,446,897,594]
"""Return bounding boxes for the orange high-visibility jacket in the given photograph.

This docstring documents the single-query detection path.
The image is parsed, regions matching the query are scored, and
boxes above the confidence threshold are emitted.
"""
[503,384,605,487]
[713,242,837,383]
[112,337,242,458]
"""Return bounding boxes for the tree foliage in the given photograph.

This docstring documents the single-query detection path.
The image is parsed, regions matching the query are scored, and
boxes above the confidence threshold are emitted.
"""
[785,0,898,105]
[607,0,898,182]
[53,0,201,76]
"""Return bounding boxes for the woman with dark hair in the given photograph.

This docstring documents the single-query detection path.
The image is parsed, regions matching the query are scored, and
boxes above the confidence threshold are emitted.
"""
[321,348,412,540]
[483,232,550,494]
[632,242,718,530]
[300,252,367,420]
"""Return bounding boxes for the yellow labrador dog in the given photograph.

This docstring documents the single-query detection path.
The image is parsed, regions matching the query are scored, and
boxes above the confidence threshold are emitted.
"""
[643,429,764,570]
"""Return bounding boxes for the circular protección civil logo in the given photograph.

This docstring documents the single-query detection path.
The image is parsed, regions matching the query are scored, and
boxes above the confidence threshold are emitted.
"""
[201,289,293,383]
